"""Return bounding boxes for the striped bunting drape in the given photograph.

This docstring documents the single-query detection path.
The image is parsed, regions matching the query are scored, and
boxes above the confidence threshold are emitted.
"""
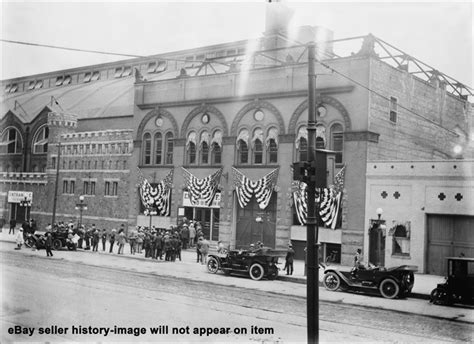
[293,165,345,229]
[137,168,173,216]
[232,167,279,210]
[181,167,223,207]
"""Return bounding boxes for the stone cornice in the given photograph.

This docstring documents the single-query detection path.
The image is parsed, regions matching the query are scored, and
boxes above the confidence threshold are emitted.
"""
[344,131,379,143]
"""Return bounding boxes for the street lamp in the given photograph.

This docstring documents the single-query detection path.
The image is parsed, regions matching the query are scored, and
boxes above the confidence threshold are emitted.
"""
[19,196,32,222]
[75,195,88,229]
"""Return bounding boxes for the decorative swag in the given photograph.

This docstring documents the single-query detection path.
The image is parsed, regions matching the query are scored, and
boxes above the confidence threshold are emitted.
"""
[137,168,173,216]
[293,165,346,229]
[182,167,223,207]
[232,167,279,210]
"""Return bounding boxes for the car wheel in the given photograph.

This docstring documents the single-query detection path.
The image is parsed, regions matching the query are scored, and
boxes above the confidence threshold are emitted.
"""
[52,239,62,251]
[323,272,341,291]
[249,263,265,281]
[207,257,219,274]
[25,237,35,248]
[267,266,278,280]
[379,279,400,299]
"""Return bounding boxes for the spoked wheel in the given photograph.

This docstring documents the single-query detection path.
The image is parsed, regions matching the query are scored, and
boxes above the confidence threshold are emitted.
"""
[267,266,278,280]
[323,272,341,291]
[379,279,400,299]
[52,239,62,251]
[25,237,35,248]
[430,288,451,305]
[207,257,219,274]
[249,263,265,281]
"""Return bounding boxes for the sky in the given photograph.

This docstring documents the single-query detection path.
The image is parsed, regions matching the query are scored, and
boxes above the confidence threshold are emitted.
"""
[0,1,472,89]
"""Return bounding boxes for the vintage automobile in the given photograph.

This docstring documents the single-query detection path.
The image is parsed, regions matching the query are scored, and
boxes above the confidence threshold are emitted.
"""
[24,231,47,249]
[430,257,474,306]
[323,264,418,299]
[207,247,287,281]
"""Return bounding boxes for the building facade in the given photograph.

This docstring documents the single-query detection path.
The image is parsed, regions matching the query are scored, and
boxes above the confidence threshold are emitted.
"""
[1,23,472,269]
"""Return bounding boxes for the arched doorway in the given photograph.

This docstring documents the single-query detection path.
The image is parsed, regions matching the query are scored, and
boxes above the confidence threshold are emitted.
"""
[235,193,277,249]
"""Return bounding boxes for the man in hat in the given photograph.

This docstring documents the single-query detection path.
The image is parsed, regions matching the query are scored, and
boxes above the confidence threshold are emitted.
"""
[198,236,210,265]
[45,232,54,257]
[285,243,295,275]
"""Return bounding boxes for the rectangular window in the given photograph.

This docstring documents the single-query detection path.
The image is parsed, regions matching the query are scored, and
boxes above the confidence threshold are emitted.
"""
[83,72,92,83]
[70,180,75,194]
[105,181,110,196]
[112,182,118,196]
[333,133,344,165]
[90,181,96,195]
[83,181,89,195]
[390,97,398,123]
[63,180,68,194]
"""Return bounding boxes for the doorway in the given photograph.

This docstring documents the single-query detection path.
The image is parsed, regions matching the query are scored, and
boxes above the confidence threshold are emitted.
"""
[369,220,386,266]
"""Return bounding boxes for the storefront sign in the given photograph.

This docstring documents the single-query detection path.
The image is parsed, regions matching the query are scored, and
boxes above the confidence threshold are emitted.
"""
[182,191,221,208]
[8,191,33,203]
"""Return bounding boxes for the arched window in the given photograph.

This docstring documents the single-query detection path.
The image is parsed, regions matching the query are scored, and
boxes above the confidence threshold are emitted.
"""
[165,132,173,164]
[211,142,221,164]
[330,123,344,166]
[201,142,209,164]
[299,137,307,162]
[154,132,162,165]
[267,139,278,163]
[143,133,152,165]
[0,127,23,154]
[239,140,248,164]
[186,132,197,165]
[32,125,49,154]
[316,137,325,149]
[253,139,263,164]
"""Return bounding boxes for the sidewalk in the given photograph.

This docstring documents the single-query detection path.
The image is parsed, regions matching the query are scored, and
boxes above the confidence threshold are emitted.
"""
[1,229,473,324]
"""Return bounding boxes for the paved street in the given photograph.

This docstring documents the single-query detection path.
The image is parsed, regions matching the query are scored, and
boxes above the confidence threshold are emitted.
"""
[1,244,473,343]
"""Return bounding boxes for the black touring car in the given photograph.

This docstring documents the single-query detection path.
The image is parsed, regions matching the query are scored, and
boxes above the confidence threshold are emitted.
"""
[207,247,287,281]
[323,264,418,299]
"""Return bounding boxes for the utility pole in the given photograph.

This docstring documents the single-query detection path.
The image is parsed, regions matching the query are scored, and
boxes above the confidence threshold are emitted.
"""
[51,142,61,226]
[306,42,319,344]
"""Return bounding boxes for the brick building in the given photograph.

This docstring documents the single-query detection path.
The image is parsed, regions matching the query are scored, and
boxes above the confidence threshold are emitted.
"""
[1,17,472,270]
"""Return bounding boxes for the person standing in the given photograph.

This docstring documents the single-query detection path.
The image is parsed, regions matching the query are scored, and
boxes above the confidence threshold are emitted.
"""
[354,248,363,268]
[198,236,210,265]
[92,229,100,252]
[285,244,295,275]
[101,229,107,251]
[15,228,24,250]
[188,222,196,249]
[9,218,16,235]
[45,232,54,257]
[117,229,126,254]
[109,229,116,253]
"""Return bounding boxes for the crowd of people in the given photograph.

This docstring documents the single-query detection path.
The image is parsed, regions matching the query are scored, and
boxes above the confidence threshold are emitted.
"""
[11,217,214,263]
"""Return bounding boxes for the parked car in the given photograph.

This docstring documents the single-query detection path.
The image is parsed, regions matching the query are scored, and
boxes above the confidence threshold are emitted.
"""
[24,231,47,249]
[430,257,474,306]
[50,228,77,250]
[207,247,287,281]
[323,264,418,299]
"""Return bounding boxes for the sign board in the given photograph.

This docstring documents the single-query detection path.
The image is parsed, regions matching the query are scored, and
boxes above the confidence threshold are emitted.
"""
[182,191,221,208]
[8,191,33,203]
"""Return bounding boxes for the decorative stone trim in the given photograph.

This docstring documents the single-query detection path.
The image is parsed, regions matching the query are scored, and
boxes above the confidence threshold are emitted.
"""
[136,107,179,142]
[288,95,352,134]
[180,103,229,138]
[230,99,285,136]
[344,131,379,143]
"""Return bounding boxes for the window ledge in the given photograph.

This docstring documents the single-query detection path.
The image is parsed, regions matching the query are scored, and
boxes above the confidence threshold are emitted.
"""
[391,253,411,259]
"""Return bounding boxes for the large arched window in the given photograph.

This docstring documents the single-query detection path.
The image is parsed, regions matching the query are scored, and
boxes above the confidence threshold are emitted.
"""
[211,130,222,165]
[0,127,23,154]
[266,128,278,164]
[165,132,173,164]
[186,132,197,165]
[236,129,249,164]
[154,132,162,165]
[143,133,152,165]
[200,131,210,165]
[316,137,325,149]
[330,123,344,166]
[252,128,264,164]
[295,127,308,162]
[32,125,49,154]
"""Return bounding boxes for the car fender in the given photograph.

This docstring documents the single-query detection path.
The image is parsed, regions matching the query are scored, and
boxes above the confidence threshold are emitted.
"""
[324,269,351,286]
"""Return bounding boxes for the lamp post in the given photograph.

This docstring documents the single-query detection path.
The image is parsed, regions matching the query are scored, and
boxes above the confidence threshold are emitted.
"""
[19,196,32,222]
[75,195,88,229]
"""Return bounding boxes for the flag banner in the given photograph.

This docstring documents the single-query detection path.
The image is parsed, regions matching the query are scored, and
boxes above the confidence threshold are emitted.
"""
[181,167,223,207]
[232,167,279,210]
[292,165,345,229]
[137,168,173,216]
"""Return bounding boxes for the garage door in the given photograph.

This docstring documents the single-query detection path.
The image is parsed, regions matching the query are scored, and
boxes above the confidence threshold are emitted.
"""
[427,215,474,275]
